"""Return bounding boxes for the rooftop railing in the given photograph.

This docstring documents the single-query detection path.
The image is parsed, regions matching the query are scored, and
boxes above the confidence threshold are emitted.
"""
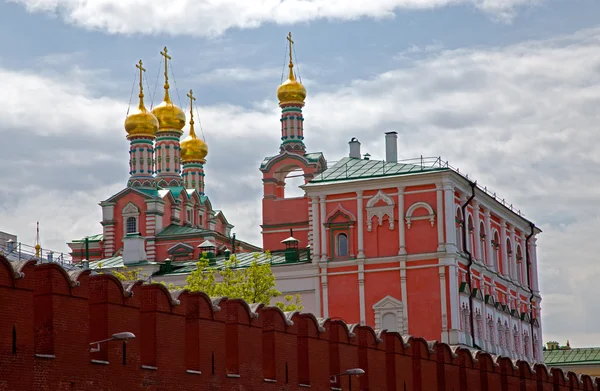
[0,240,76,270]
[316,156,526,218]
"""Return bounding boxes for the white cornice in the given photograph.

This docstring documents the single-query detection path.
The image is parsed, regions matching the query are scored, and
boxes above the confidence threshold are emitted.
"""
[303,170,448,195]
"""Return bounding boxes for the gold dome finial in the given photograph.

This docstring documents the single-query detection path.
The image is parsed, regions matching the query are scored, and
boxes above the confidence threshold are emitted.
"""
[277,32,307,105]
[152,46,186,132]
[124,59,159,138]
[181,89,208,163]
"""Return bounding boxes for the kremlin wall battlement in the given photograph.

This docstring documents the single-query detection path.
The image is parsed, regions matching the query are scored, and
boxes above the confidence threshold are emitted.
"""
[1,254,596,391]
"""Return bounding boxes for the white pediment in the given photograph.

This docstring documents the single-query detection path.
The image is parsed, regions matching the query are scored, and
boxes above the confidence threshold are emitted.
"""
[372,295,403,310]
[122,202,140,215]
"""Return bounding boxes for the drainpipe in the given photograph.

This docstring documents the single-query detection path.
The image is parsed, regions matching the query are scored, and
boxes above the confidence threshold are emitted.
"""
[461,180,480,350]
[525,223,536,359]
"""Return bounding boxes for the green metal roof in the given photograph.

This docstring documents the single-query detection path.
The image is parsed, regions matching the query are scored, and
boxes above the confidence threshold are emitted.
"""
[544,348,600,365]
[87,256,155,270]
[158,249,311,276]
[164,186,186,198]
[309,156,449,184]
[157,224,206,237]
[72,233,104,243]
[137,188,160,198]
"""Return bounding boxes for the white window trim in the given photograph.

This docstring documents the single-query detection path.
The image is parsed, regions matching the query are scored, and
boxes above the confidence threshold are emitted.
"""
[122,202,140,236]
[372,295,405,333]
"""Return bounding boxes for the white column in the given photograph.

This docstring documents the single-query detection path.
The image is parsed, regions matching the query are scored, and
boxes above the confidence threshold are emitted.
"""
[436,185,445,251]
[321,269,329,318]
[447,262,460,344]
[400,259,408,333]
[397,186,406,255]
[358,262,366,325]
[356,191,365,259]
[473,201,482,261]
[508,225,516,280]
[439,266,448,338]
[311,197,320,262]
[320,195,327,262]
[519,232,527,286]
[531,237,539,293]
[314,265,321,317]
[443,183,457,252]
[500,219,509,276]
[484,209,493,269]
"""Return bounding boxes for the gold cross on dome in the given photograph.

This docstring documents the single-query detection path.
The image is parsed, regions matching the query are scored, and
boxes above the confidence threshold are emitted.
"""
[135,59,145,97]
[160,46,172,89]
[187,89,196,127]
[286,32,294,65]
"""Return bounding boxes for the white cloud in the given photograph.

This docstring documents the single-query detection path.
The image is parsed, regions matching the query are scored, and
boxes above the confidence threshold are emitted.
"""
[11,0,543,36]
[3,24,600,346]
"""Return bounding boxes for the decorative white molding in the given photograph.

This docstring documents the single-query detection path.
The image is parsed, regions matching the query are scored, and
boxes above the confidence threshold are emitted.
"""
[122,202,140,236]
[122,202,140,215]
[366,190,395,232]
[405,201,435,229]
[372,295,405,333]
[325,202,357,223]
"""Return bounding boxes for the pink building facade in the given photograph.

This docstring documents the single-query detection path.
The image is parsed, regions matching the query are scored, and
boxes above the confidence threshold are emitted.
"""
[68,50,259,263]
[258,37,543,362]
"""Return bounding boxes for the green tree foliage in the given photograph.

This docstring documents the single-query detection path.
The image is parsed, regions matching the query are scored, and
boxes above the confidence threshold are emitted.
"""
[185,252,303,311]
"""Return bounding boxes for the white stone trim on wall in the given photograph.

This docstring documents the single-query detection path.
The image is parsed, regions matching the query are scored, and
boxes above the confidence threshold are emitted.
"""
[372,295,405,333]
[366,190,395,232]
[122,202,140,237]
[405,201,436,229]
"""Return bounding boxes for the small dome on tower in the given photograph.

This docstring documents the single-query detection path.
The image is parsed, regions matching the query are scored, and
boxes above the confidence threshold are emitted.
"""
[125,60,159,138]
[151,46,186,132]
[181,132,208,163]
[277,76,306,104]
[152,100,186,132]
[277,32,306,105]
[125,105,159,138]
[181,89,208,163]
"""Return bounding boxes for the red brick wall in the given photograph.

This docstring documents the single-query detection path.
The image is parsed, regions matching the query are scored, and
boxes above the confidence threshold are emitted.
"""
[0,255,597,391]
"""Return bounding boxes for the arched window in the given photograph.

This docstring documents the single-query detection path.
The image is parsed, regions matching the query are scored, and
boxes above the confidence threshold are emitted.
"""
[492,231,500,270]
[455,209,463,251]
[337,233,348,257]
[126,216,137,234]
[467,215,474,253]
[516,245,523,284]
[479,221,487,263]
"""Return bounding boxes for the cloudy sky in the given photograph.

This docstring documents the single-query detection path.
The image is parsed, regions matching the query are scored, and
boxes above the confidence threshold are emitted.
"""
[1,0,600,347]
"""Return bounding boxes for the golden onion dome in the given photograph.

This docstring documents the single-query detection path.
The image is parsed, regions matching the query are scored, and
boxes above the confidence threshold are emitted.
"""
[152,47,186,132]
[152,95,186,132]
[181,129,208,163]
[124,102,159,138]
[181,89,208,163]
[277,65,306,104]
[125,60,159,138]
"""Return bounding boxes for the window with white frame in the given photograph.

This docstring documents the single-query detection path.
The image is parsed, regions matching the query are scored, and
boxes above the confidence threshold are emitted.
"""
[479,221,487,264]
[456,209,464,252]
[122,202,140,236]
[126,216,137,234]
[492,231,500,270]
[516,245,523,284]
[336,233,348,257]
[467,215,474,253]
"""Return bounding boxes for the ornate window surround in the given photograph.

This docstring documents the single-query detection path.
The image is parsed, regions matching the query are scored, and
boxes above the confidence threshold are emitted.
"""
[122,202,140,236]
[366,190,395,232]
[405,201,435,229]
[372,295,405,333]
